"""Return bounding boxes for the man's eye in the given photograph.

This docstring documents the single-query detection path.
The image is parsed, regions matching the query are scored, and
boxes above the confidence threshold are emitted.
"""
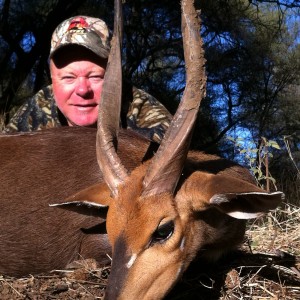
[89,75,104,82]
[150,220,174,246]
[61,76,75,81]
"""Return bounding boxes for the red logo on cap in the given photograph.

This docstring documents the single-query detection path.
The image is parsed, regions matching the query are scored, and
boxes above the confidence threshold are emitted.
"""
[67,17,89,31]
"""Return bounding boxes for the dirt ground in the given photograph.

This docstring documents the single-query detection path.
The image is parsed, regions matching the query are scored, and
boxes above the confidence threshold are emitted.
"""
[1,203,299,300]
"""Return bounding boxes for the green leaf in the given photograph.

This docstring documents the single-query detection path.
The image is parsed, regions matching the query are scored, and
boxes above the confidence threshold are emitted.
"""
[269,140,281,150]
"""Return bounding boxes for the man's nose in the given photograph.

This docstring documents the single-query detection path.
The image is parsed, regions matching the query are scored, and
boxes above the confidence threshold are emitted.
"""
[75,77,92,97]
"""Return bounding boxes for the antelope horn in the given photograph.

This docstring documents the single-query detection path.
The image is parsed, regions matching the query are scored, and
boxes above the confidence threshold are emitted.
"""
[96,0,128,197]
[142,0,206,197]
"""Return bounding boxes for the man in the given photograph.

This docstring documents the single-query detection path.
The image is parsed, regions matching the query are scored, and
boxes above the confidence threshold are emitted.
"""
[4,16,172,143]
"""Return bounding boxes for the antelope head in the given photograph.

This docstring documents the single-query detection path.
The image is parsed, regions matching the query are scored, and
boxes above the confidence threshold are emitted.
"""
[56,0,284,299]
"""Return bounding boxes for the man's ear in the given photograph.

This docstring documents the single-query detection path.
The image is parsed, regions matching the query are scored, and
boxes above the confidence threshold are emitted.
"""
[179,171,284,219]
[49,182,113,218]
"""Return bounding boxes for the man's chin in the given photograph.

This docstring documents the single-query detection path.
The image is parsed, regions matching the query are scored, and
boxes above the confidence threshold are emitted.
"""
[67,117,97,128]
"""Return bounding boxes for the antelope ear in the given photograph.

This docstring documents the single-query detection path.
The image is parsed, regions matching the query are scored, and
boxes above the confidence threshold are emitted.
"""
[210,191,284,219]
[182,171,284,219]
[49,183,113,218]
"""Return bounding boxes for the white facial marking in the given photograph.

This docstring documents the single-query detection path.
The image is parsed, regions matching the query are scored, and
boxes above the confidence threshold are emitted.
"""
[176,265,183,279]
[126,254,137,269]
[180,237,186,251]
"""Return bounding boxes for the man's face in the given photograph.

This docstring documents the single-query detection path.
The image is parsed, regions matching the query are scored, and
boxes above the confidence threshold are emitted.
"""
[50,46,107,127]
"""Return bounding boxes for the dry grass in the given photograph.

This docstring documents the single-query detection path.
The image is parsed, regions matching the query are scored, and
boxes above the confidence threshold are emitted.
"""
[0,203,299,299]
[0,113,5,132]
[0,260,109,299]
[219,202,300,300]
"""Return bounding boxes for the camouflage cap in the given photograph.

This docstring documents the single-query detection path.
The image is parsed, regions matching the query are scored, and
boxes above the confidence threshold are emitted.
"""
[50,16,111,59]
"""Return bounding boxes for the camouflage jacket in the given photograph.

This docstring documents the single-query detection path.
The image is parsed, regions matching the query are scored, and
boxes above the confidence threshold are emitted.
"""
[4,84,172,143]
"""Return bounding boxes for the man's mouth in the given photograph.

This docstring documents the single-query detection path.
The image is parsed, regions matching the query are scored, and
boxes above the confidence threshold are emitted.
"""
[73,103,97,112]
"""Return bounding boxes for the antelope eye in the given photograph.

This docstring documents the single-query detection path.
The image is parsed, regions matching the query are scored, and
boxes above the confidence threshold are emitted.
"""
[151,220,174,246]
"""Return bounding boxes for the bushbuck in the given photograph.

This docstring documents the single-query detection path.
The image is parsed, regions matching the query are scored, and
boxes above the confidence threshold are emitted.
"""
[53,0,283,299]
[0,0,283,299]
